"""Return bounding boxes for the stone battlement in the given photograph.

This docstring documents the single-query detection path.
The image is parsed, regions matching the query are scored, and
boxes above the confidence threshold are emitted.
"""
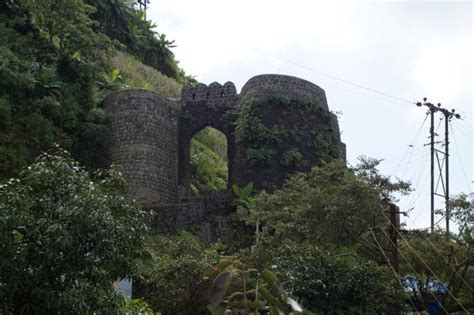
[181,81,237,107]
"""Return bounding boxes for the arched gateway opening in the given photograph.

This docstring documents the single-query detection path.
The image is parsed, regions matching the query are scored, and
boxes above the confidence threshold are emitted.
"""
[189,127,229,195]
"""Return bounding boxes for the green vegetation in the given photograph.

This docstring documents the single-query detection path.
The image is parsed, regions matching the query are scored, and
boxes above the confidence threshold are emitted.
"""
[255,244,404,314]
[1,2,473,314]
[190,127,228,194]
[136,231,220,314]
[0,150,148,314]
[0,0,189,180]
[207,259,310,314]
[85,0,191,83]
[246,148,274,167]
[234,95,340,171]
[111,50,182,98]
[220,159,412,313]
[280,148,303,168]
[249,158,410,247]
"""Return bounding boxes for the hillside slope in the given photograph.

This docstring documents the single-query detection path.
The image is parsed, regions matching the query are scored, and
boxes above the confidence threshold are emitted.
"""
[0,1,188,178]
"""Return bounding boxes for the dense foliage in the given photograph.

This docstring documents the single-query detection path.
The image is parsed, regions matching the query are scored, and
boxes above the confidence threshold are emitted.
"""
[0,150,148,314]
[1,2,472,314]
[251,158,410,248]
[135,231,220,314]
[85,0,191,82]
[207,258,310,314]
[232,158,411,313]
[0,0,188,180]
[190,127,229,194]
[234,95,340,169]
[251,243,404,314]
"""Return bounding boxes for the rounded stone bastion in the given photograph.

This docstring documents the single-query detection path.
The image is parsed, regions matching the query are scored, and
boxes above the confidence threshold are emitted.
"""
[234,74,346,191]
[103,89,181,207]
[240,74,329,110]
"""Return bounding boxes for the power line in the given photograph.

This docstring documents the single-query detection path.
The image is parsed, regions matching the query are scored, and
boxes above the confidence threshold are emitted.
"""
[400,116,430,180]
[456,119,473,136]
[370,223,450,314]
[248,46,414,106]
[388,114,428,179]
[401,144,431,213]
[452,123,472,141]
[380,205,470,313]
[403,213,474,292]
[450,124,472,192]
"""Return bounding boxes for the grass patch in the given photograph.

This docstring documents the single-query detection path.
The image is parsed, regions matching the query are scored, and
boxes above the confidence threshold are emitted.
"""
[111,50,182,98]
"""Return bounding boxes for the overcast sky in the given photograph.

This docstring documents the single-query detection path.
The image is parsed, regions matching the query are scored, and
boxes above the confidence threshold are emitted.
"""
[148,0,473,230]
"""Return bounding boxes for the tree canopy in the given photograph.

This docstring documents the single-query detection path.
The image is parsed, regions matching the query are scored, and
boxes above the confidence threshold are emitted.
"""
[0,150,148,314]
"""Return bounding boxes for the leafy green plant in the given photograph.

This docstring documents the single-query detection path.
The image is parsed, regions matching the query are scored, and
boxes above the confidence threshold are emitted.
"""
[0,149,148,314]
[232,183,254,220]
[207,259,311,315]
[123,298,160,315]
[0,0,191,179]
[246,148,273,167]
[135,231,220,315]
[251,159,410,248]
[248,242,405,314]
[280,148,303,168]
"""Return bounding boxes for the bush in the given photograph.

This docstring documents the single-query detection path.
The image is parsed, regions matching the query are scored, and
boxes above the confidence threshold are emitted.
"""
[280,148,303,168]
[265,243,405,314]
[135,231,220,315]
[0,149,148,314]
[246,148,273,167]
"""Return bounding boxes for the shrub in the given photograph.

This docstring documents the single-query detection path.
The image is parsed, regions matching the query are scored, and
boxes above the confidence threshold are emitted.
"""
[280,148,303,168]
[135,231,219,315]
[0,149,148,314]
[246,148,273,167]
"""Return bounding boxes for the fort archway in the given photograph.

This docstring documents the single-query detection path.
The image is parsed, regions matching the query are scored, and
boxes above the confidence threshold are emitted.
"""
[177,82,237,198]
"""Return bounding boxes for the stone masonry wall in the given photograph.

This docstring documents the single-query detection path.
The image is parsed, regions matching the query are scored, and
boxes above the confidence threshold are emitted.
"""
[104,89,180,207]
[104,74,346,241]
[234,74,346,190]
[178,82,238,196]
[150,190,234,245]
[240,74,330,110]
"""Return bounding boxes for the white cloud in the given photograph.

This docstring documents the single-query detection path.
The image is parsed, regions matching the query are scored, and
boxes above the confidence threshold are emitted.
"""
[413,41,465,103]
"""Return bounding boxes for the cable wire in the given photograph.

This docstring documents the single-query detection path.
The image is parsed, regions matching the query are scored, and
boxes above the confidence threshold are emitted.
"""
[403,213,474,292]
[381,205,470,313]
[369,226,450,313]
[248,46,414,106]
[450,124,472,192]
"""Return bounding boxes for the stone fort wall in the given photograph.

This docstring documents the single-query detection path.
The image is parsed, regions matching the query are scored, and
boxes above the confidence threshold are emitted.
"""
[103,74,346,227]
[240,74,330,110]
[104,89,181,206]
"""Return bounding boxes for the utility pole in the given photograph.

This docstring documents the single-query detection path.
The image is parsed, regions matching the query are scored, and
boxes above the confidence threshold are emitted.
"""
[415,98,460,234]
[444,112,450,233]
[429,107,435,233]
[387,204,400,272]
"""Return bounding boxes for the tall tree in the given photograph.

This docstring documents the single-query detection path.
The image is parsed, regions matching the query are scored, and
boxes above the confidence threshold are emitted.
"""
[0,150,148,314]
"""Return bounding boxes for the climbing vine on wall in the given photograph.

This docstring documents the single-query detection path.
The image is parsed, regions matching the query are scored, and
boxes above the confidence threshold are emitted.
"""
[234,94,340,171]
